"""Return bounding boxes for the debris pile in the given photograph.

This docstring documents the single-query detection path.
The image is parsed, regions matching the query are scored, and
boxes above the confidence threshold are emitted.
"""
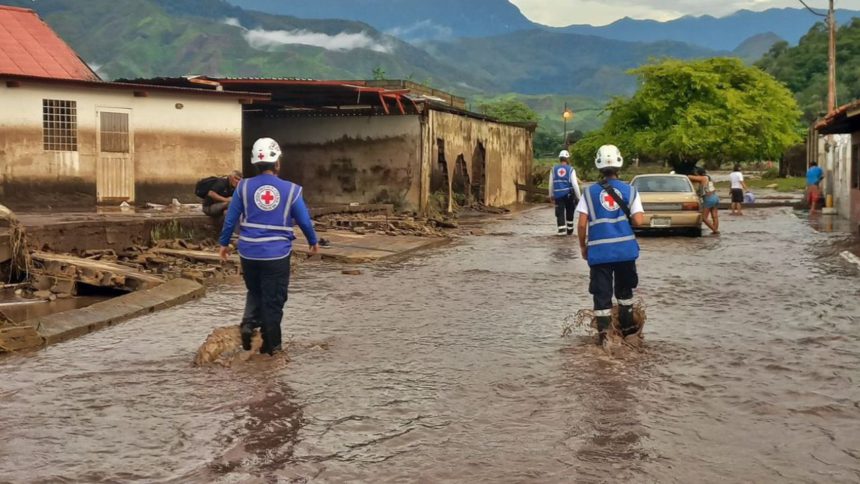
[315,213,453,237]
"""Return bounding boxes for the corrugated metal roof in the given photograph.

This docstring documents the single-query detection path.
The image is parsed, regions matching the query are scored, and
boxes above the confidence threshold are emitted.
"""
[0,5,99,81]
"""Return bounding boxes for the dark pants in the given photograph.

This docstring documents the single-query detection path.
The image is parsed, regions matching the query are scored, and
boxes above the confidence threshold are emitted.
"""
[241,255,291,354]
[202,202,228,217]
[555,194,577,233]
[589,261,638,315]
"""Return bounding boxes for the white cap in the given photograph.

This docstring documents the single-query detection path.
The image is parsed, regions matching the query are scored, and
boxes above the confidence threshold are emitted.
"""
[559,150,571,159]
[251,137,282,164]
[595,144,623,170]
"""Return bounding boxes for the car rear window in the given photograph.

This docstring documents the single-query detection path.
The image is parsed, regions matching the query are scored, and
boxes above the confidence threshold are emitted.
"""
[632,177,693,193]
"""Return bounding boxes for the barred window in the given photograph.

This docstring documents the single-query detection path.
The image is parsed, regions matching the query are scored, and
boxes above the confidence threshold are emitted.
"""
[99,111,129,153]
[43,99,78,151]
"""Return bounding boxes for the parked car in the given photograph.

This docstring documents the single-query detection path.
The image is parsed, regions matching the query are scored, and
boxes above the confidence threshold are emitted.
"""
[630,174,703,236]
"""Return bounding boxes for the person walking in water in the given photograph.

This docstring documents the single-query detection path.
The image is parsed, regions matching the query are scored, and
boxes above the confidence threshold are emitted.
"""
[219,138,320,355]
[806,161,824,214]
[549,150,582,236]
[576,145,644,346]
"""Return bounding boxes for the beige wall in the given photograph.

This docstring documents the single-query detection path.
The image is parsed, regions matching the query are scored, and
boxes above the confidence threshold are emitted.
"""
[245,115,423,210]
[0,80,242,208]
[423,109,533,212]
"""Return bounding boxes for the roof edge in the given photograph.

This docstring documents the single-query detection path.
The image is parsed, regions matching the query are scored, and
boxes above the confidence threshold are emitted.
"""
[1,74,271,100]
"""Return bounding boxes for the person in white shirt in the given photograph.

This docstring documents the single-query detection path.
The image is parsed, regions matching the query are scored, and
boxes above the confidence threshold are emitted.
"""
[729,166,748,215]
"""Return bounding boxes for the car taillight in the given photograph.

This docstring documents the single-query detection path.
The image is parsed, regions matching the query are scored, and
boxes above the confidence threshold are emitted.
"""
[682,202,700,211]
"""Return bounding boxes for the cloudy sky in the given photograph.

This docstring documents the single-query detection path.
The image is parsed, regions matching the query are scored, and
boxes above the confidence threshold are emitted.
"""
[509,0,860,26]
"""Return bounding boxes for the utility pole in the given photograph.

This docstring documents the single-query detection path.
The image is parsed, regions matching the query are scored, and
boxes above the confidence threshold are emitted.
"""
[562,102,573,148]
[827,0,837,114]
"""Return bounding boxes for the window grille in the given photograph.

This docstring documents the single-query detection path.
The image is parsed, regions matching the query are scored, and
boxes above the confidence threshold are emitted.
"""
[42,99,78,151]
[99,112,129,153]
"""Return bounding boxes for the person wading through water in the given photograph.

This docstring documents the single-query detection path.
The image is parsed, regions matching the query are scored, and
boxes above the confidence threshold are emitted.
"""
[576,145,645,346]
[219,138,320,355]
[550,150,583,235]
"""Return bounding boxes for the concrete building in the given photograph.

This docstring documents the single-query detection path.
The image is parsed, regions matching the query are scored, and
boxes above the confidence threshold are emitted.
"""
[815,100,860,231]
[135,77,535,214]
[0,6,266,209]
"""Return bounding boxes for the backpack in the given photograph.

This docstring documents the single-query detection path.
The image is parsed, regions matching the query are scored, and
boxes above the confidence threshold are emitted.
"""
[194,176,221,199]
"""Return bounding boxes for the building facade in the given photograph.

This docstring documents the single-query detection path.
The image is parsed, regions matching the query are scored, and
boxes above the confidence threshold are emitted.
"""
[815,100,860,231]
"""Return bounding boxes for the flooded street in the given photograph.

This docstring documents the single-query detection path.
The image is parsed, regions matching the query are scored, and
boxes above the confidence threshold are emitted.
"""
[1,207,859,483]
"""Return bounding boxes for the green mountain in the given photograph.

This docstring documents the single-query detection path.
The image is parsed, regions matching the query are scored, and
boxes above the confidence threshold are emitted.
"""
[733,33,784,64]
[424,30,718,98]
[758,19,860,122]
[4,0,496,92]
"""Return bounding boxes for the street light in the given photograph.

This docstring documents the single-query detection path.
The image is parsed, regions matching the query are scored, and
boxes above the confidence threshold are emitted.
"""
[562,103,574,147]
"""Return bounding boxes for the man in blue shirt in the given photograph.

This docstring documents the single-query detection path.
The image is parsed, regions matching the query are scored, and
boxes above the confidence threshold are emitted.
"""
[576,145,645,346]
[219,137,320,355]
[806,162,824,213]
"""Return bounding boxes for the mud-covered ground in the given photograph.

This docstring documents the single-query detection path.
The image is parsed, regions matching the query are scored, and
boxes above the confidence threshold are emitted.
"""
[0,207,858,483]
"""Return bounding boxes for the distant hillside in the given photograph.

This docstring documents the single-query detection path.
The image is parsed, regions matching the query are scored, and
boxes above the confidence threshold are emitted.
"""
[3,0,497,93]
[425,30,718,97]
[733,33,784,63]
[224,0,537,41]
[758,19,860,122]
[558,8,860,51]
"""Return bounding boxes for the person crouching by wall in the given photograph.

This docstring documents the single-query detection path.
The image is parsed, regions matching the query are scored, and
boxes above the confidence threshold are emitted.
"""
[202,171,242,217]
[218,138,320,355]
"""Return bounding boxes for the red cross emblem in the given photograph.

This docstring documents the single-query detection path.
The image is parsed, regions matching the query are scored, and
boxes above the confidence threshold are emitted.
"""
[253,185,281,211]
[258,152,265,160]
[604,193,617,209]
[599,189,621,211]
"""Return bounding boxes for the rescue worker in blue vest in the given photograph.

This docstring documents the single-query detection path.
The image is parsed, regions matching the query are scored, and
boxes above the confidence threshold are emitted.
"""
[219,137,320,355]
[549,150,582,236]
[575,145,645,346]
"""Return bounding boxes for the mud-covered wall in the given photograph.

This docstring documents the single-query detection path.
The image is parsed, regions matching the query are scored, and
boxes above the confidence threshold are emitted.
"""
[245,115,423,209]
[852,132,860,227]
[422,109,532,212]
[0,81,242,209]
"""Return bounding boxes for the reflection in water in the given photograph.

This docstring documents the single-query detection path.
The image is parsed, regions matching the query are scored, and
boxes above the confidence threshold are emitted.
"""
[0,206,858,482]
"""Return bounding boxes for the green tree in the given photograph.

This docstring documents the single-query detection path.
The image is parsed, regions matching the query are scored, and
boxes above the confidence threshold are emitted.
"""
[758,19,860,122]
[372,66,387,80]
[478,98,539,123]
[572,58,802,172]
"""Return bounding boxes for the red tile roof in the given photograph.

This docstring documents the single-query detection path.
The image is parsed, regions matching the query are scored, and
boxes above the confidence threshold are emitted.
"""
[0,5,99,81]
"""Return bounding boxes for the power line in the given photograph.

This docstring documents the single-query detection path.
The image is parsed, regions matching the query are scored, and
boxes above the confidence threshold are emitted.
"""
[798,0,828,17]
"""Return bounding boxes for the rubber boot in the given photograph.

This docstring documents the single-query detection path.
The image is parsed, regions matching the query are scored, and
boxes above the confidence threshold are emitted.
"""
[240,321,256,351]
[596,316,612,346]
[618,305,638,337]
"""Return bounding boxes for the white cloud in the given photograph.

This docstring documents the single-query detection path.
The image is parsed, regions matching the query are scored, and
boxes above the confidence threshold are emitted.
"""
[509,0,860,26]
[223,18,393,53]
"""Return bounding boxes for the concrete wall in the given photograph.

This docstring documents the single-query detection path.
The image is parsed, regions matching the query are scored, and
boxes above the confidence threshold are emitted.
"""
[0,80,242,209]
[244,115,423,209]
[422,109,532,212]
[852,132,860,229]
[826,134,852,222]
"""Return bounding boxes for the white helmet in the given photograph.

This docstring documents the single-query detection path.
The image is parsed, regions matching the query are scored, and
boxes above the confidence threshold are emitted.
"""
[595,144,623,170]
[251,137,282,164]
[558,150,571,160]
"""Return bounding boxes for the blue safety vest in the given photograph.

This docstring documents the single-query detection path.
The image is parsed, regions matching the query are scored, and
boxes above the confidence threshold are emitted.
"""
[552,164,574,199]
[583,179,640,266]
[236,174,302,260]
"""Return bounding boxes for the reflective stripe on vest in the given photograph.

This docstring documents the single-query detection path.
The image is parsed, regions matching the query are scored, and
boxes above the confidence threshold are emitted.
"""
[237,175,302,260]
[585,180,640,266]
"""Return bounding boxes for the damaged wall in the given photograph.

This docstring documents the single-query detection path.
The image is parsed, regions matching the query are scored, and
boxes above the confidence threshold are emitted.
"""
[245,115,423,210]
[0,80,243,209]
[422,109,532,212]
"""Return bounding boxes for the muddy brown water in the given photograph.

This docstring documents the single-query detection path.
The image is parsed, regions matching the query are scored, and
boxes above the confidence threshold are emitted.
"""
[1,207,859,483]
